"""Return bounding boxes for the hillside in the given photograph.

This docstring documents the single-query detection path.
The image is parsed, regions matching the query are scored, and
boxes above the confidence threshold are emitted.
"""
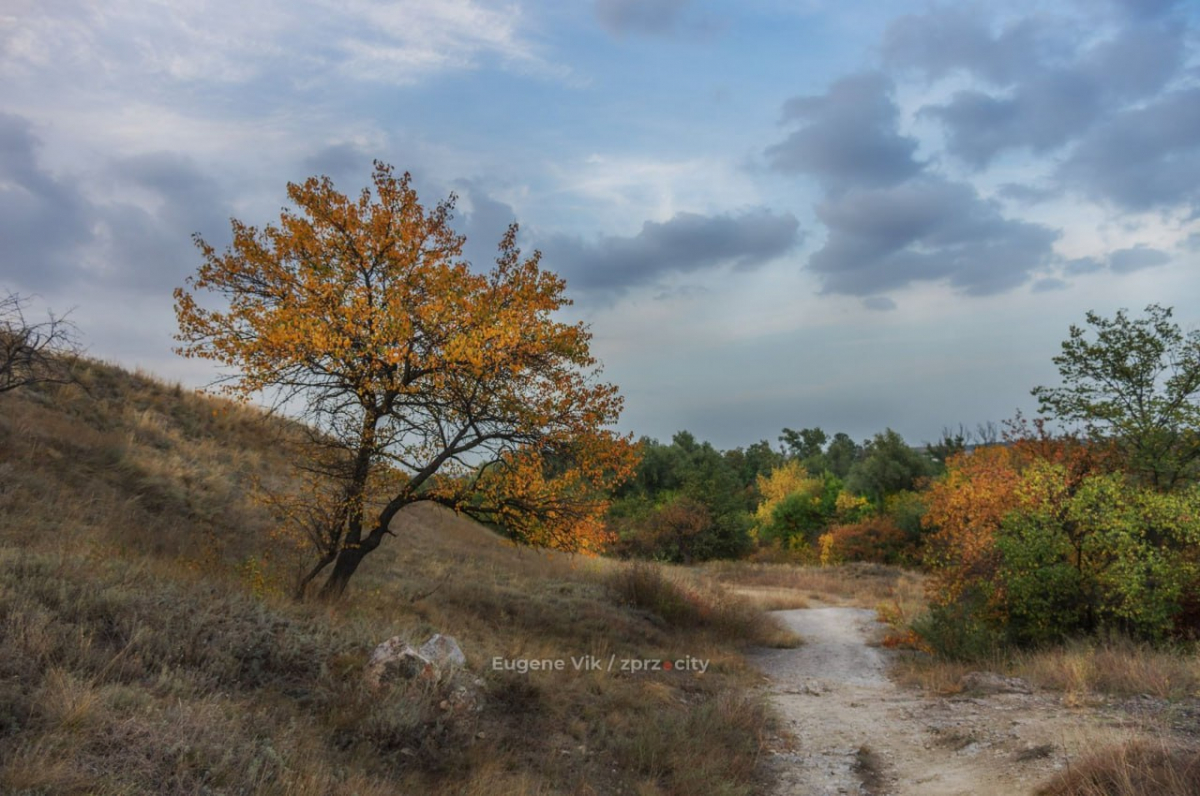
[0,359,794,795]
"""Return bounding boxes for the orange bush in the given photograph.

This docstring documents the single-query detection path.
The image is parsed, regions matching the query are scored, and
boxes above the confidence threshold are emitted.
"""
[828,516,913,564]
[921,446,1022,604]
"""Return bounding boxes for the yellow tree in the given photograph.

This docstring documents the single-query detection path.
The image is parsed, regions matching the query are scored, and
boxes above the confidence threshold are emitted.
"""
[174,162,637,598]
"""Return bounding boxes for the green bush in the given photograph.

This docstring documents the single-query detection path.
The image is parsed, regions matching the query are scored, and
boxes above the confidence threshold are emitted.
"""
[993,512,1084,646]
[910,596,1004,660]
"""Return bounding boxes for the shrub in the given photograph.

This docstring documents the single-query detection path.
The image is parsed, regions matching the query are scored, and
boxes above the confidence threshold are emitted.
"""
[610,494,751,563]
[920,446,1200,652]
[910,596,1004,660]
[828,516,913,565]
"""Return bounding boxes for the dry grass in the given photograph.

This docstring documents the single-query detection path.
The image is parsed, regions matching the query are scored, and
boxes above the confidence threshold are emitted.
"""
[1012,638,1200,702]
[696,558,927,649]
[604,561,801,649]
[1037,740,1200,796]
[889,655,980,695]
[0,359,788,795]
[727,586,812,611]
[892,636,1200,702]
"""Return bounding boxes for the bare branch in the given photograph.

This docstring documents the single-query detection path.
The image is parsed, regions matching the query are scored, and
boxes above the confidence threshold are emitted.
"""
[0,291,83,394]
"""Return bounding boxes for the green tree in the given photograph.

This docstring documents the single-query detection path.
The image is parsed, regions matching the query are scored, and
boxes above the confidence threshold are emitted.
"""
[1033,304,1200,490]
[780,426,827,460]
[611,432,752,560]
[824,432,862,479]
[846,428,935,504]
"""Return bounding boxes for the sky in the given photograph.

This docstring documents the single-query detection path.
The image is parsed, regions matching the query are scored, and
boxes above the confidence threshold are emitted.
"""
[2,0,1198,451]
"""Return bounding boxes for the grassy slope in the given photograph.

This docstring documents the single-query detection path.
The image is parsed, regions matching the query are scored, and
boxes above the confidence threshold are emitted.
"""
[0,360,794,796]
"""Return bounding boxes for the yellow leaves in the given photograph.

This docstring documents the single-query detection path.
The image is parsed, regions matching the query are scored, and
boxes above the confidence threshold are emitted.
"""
[754,460,822,528]
[175,161,635,568]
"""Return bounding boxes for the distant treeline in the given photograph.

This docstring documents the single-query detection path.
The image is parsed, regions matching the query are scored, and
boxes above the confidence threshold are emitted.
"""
[605,424,963,565]
[607,305,1200,653]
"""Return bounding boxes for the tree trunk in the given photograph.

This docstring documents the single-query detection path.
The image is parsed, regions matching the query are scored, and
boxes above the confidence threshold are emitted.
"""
[317,522,393,600]
[317,546,366,600]
[295,549,337,601]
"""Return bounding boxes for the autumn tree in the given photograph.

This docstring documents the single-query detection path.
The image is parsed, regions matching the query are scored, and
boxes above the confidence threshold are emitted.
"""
[174,162,637,599]
[0,290,81,393]
[1033,305,1200,490]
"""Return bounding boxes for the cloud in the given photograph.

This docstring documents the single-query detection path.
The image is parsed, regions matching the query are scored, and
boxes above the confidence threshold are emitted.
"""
[1,0,553,93]
[1064,256,1104,275]
[1031,277,1068,292]
[97,152,233,292]
[595,0,692,35]
[454,182,520,271]
[808,177,1059,297]
[1057,87,1200,211]
[997,182,1056,204]
[1107,245,1171,273]
[764,72,923,191]
[0,111,236,298]
[862,296,897,311]
[911,19,1184,167]
[543,209,800,295]
[303,143,374,186]
[0,113,94,289]
[921,74,1102,167]
[882,7,1052,85]
[1107,0,1183,19]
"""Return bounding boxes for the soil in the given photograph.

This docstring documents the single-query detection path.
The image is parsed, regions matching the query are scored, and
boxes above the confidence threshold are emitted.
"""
[749,606,1185,796]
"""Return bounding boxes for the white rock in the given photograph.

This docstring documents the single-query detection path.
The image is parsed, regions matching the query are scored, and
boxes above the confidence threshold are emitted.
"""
[419,633,466,668]
[364,636,436,689]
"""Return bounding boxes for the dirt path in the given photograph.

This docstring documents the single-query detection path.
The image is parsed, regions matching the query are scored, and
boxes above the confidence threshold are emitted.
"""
[750,607,1119,796]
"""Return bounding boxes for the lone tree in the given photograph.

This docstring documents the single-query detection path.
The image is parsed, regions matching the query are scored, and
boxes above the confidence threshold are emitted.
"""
[0,290,81,394]
[1033,304,1200,490]
[174,162,637,599]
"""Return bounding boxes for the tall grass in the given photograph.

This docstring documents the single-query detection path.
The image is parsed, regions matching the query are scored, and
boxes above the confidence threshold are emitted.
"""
[1037,740,1200,796]
[0,360,790,794]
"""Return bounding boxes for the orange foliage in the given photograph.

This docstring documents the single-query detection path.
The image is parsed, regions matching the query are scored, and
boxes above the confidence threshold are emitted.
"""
[922,446,1022,604]
[828,516,912,564]
[922,428,1119,609]
[174,163,636,595]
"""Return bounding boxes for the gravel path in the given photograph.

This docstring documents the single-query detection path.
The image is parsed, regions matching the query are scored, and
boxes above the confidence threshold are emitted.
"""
[750,607,1102,796]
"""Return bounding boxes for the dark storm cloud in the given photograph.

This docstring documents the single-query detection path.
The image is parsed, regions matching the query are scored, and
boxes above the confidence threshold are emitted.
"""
[914,21,1184,167]
[0,113,94,289]
[1057,87,1200,211]
[1108,245,1171,273]
[543,209,800,294]
[764,72,923,191]
[595,0,691,35]
[808,178,1059,297]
